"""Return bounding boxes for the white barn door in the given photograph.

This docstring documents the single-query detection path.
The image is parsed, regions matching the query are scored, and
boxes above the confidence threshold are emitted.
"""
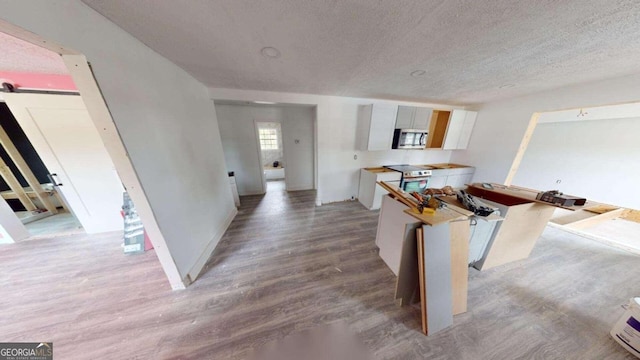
[3,93,124,233]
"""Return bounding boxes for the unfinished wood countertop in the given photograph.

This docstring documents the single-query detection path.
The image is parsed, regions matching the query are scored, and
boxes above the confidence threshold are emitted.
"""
[428,163,474,169]
[403,207,468,227]
[466,183,593,211]
[364,167,398,173]
[377,181,470,226]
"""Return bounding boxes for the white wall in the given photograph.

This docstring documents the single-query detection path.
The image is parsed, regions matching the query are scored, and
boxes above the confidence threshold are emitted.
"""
[281,107,314,191]
[216,104,315,195]
[451,72,640,190]
[216,105,276,195]
[512,117,640,209]
[209,88,460,204]
[1,2,236,283]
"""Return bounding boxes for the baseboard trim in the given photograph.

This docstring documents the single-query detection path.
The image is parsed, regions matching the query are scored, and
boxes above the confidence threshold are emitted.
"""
[185,207,238,284]
[285,184,314,191]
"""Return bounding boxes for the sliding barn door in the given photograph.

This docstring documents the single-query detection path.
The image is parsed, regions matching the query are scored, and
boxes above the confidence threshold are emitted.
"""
[3,93,124,233]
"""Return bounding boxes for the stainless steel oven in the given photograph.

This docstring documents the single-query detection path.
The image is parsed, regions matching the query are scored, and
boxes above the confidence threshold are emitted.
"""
[402,175,431,193]
[383,165,432,193]
[392,129,428,149]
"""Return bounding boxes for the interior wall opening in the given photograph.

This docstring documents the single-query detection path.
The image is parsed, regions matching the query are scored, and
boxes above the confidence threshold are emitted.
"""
[216,102,316,200]
[507,101,640,253]
[257,121,285,193]
[0,101,83,239]
[0,21,184,289]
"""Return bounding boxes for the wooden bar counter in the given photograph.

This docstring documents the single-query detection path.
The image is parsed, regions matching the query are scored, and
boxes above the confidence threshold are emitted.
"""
[465,183,561,270]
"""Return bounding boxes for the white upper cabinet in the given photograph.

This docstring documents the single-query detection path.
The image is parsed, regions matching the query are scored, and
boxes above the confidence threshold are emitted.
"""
[358,104,398,151]
[395,106,432,130]
[395,106,414,128]
[413,107,432,129]
[442,110,477,150]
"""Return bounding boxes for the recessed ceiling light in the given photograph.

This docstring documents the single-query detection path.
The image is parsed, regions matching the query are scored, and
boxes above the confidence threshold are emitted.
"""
[410,70,427,77]
[260,47,281,58]
[499,84,515,89]
[253,101,277,105]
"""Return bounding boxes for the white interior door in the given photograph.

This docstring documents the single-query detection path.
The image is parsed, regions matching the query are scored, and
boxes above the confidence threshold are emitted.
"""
[3,93,124,234]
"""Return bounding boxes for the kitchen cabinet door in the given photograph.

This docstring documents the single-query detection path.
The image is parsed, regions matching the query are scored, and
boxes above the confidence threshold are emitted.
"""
[358,168,402,210]
[442,110,477,150]
[395,106,432,130]
[429,176,447,189]
[442,110,466,150]
[412,107,433,130]
[395,106,415,129]
[358,104,398,151]
[456,111,477,149]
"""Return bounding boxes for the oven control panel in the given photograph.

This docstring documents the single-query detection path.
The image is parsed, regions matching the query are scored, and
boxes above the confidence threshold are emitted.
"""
[403,170,432,177]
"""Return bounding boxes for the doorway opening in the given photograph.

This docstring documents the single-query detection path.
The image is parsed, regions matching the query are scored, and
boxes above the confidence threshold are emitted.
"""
[0,21,184,289]
[0,101,83,238]
[215,102,316,201]
[0,30,123,240]
[2,92,125,238]
[257,121,286,193]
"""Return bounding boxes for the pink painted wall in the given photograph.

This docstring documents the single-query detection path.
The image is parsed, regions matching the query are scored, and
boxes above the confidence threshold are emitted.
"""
[0,71,76,91]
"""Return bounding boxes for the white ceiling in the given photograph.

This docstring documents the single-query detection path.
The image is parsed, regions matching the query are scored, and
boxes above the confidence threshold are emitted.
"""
[82,0,640,105]
[0,32,68,74]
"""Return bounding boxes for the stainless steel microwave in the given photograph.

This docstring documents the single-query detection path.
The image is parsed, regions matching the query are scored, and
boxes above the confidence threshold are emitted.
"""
[392,129,428,149]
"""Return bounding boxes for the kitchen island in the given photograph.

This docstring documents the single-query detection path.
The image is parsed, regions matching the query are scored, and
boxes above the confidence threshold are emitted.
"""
[376,183,472,335]
[375,181,588,336]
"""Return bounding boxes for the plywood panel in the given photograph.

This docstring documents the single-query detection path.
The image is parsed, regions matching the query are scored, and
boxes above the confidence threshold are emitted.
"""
[449,219,470,315]
[478,202,555,270]
[564,208,625,230]
[404,207,467,227]
[622,209,640,224]
[416,227,427,335]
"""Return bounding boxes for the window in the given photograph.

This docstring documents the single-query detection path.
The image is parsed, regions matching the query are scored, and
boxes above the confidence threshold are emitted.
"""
[259,128,278,150]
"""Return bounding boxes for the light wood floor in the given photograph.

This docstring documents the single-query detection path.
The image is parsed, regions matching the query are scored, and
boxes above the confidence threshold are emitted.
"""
[24,211,84,238]
[1,181,638,359]
[580,218,640,253]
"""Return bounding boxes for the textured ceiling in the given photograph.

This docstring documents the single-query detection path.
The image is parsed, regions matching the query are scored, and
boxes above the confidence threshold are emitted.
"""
[0,32,68,74]
[83,0,640,105]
